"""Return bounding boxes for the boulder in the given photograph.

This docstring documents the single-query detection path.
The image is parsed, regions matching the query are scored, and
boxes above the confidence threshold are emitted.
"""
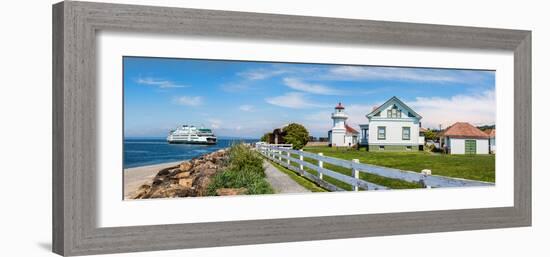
[175,171,191,179]
[178,178,193,188]
[193,175,211,196]
[156,167,172,177]
[131,184,151,199]
[133,147,230,199]
[200,168,217,177]
[152,178,164,186]
[179,161,192,172]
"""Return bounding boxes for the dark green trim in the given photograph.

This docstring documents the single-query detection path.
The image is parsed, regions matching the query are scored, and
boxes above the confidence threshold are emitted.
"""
[465,139,477,154]
[402,126,410,140]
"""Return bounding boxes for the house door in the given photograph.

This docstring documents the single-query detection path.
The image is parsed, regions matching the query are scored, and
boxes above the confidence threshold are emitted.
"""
[465,140,476,154]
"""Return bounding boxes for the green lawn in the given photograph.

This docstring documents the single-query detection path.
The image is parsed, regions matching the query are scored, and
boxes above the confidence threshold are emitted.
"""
[276,153,422,191]
[303,146,495,183]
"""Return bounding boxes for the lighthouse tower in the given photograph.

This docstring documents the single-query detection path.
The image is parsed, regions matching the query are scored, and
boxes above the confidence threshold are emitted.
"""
[330,102,348,147]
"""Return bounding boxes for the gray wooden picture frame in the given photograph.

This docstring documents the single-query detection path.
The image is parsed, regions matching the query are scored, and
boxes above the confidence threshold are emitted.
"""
[52,1,531,256]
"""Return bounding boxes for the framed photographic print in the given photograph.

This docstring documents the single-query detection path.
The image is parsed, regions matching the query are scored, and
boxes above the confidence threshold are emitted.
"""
[52,1,531,256]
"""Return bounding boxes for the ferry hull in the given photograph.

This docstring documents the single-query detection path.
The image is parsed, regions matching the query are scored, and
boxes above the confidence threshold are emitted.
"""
[167,140,217,145]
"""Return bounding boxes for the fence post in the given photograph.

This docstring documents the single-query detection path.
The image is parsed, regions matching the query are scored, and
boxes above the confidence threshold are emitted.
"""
[299,149,304,172]
[421,169,432,189]
[352,159,360,191]
[318,153,324,180]
[286,151,291,165]
[278,149,282,161]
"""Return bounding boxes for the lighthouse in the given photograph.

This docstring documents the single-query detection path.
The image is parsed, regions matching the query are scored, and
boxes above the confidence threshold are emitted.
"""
[329,102,348,147]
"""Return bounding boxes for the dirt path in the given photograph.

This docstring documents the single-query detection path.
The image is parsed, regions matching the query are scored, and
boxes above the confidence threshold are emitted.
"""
[263,160,310,194]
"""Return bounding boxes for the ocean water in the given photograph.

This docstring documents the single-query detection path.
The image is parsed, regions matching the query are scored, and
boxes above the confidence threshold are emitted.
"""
[124,138,258,169]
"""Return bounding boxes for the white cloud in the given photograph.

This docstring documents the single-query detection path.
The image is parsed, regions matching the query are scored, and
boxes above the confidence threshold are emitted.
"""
[238,68,289,80]
[207,118,222,129]
[239,105,254,112]
[237,65,321,81]
[136,77,189,88]
[173,96,203,106]
[265,92,324,109]
[283,78,344,95]
[408,90,496,129]
[327,66,491,84]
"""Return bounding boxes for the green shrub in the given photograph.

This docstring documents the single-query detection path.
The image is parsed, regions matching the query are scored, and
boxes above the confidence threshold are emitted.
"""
[206,144,274,196]
[260,132,272,143]
[282,123,309,150]
[227,144,264,176]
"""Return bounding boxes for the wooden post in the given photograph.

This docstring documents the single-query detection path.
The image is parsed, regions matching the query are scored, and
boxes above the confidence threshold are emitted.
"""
[421,169,432,189]
[318,153,324,180]
[287,151,291,165]
[278,149,282,161]
[352,159,360,191]
[299,149,304,172]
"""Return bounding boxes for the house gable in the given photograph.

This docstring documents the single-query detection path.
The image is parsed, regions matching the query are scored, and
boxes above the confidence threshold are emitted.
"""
[366,96,422,120]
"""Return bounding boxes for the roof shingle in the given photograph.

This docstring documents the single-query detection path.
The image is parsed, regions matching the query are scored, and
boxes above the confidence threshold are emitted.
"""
[345,124,358,134]
[441,122,489,139]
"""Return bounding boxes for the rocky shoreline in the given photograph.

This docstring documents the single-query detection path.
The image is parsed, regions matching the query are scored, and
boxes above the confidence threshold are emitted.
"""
[130,148,233,199]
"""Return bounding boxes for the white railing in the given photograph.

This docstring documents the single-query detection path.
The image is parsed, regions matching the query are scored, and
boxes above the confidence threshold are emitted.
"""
[256,144,493,192]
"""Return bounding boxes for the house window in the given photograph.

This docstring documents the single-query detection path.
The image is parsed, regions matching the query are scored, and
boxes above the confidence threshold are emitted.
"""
[406,146,412,150]
[387,105,402,118]
[402,127,410,140]
[379,145,385,150]
[377,126,386,140]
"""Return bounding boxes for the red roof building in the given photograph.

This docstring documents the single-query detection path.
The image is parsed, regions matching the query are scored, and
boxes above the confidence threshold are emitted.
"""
[441,122,489,139]
[440,122,490,154]
[345,124,359,134]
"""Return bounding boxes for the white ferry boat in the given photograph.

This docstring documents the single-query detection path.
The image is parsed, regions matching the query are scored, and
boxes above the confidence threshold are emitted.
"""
[166,125,217,145]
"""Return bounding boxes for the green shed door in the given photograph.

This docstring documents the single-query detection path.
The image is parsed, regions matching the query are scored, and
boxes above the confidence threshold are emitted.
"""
[465,140,476,154]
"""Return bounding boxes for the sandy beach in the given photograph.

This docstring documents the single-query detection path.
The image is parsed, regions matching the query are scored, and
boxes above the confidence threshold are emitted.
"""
[123,161,183,199]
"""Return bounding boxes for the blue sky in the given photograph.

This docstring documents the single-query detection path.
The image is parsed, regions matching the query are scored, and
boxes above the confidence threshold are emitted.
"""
[124,57,495,138]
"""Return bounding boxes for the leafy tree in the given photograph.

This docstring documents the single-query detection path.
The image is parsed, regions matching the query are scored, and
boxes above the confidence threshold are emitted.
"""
[282,123,309,149]
[424,130,437,140]
[260,132,272,143]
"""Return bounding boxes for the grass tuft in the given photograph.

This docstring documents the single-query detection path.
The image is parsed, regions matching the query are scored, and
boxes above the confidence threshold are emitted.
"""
[206,144,274,196]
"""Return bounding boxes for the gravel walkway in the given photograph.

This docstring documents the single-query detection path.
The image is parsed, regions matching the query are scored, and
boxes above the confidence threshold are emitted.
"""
[263,160,311,194]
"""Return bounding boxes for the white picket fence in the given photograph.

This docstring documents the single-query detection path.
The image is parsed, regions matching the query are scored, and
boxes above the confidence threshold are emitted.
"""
[255,143,494,191]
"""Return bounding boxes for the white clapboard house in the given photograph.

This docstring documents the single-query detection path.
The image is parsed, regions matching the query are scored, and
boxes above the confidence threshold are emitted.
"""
[358,96,424,151]
[440,122,490,154]
[328,102,359,147]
